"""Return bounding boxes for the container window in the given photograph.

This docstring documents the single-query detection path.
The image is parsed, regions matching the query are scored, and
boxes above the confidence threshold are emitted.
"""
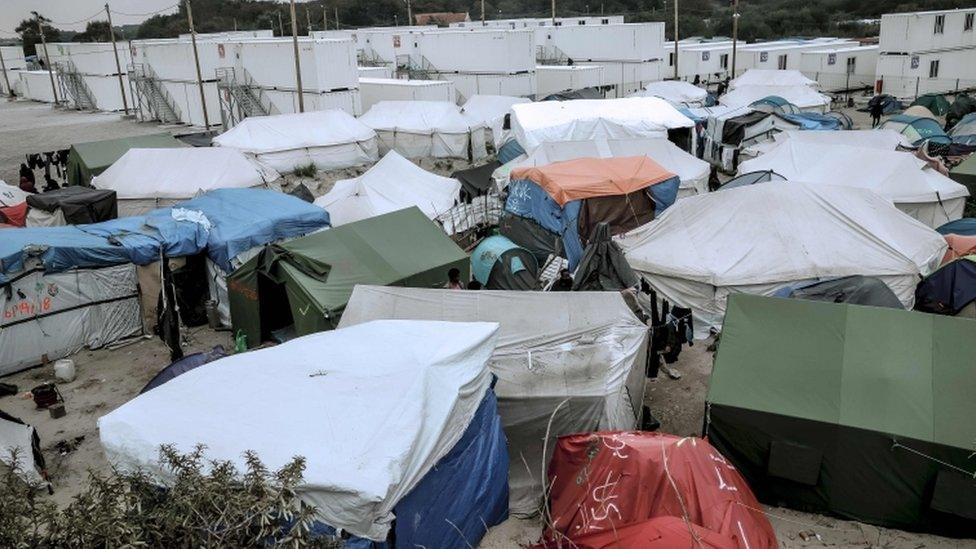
[720,53,729,69]
[777,54,787,70]
[965,13,974,31]
[601,18,609,24]
[669,52,675,67]
[846,56,856,74]
[934,14,945,34]
[929,59,940,78]
[579,20,586,25]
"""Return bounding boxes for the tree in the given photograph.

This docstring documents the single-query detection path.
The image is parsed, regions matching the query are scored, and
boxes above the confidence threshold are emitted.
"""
[75,20,113,43]
[15,14,62,57]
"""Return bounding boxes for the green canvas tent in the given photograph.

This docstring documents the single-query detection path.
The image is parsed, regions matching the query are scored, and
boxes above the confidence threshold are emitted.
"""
[66,133,187,187]
[228,207,469,347]
[706,294,976,536]
[910,93,950,116]
[949,153,976,196]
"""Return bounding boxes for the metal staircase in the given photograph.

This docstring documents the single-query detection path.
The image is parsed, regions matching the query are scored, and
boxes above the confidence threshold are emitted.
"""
[215,67,279,130]
[536,45,572,66]
[128,63,182,124]
[396,54,440,81]
[54,60,96,110]
[357,44,391,68]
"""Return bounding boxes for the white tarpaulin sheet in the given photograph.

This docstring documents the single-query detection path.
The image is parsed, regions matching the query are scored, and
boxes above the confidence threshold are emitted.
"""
[0,415,44,485]
[100,320,499,541]
[745,128,911,157]
[358,101,488,160]
[92,148,280,216]
[720,84,831,112]
[314,151,461,226]
[510,97,695,151]
[338,286,648,516]
[0,180,27,207]
[0,264,142,376]
[738,141,969,227]
[633,80,709,107]
[461,95,530,148]
[507,137,709,197]
[618,183,947,338]
[212,110,379,173]
[730,69,819,89]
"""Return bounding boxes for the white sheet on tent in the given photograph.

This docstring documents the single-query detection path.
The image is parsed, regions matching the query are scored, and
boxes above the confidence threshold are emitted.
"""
[461,95,531,149]
[730,69,820,90]
[92,148,280,216]
[358,101,488,160]
[632,80,709,107]
[338,286,648,516]
[0,415,45,486]
[99,320,498,541]
[25,208,66,227]
[0,264,142,376]
[720,84,831,112]
[617,183,947,338]
[744,128,911,157]
[212,110,379,173]
[313,151,460,227]
[510,97,694,151]
[507,137,710,197]
[0,180,28,207]
[737,141,969,228]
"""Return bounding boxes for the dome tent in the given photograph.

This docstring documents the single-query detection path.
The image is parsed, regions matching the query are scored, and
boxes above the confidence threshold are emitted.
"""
[617,183,947,338]
[879,115,949,145]
[470,235,538,290]
[910,93,950,116]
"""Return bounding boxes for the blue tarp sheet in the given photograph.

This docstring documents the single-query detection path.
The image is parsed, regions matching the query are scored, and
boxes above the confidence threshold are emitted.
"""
[782,112,842,131]
[309,387,509,548]
[497,139,526,164]
[937,218,976,236]
[0,188,330,283]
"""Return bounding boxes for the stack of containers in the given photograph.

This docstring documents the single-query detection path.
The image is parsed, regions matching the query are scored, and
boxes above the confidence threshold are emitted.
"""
[44,42,131,110]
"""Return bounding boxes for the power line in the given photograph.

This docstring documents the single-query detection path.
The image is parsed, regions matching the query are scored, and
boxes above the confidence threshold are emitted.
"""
[110,3,180,18]
[47,9,108,27]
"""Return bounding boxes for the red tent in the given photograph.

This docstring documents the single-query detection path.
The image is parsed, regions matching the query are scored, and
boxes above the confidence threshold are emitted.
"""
[0,202,28,227]
[539,431,776,549]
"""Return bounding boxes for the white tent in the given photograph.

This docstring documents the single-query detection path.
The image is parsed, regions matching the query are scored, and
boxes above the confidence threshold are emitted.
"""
[744,128,911,157]
[737,141,969,227]
[633,80,709,107]
[0,413,46,486]
[618,183,947,338]
[100,319,499,541]
[730,69,819,90]
[313,151,461,227]
[358,100,488,160]
[510,97,694,151]
[0,180,28,208]
[91,148,280,216]
[338,286,648,516]
[461,94,530,149]
[497,137,709,198]
[212,110,379,174]
[720,84,831,112]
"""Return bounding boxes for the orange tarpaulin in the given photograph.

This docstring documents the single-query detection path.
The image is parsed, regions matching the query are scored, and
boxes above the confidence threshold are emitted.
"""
[510,156,677,206]
[943,234,976,265]
[0,202,28,227]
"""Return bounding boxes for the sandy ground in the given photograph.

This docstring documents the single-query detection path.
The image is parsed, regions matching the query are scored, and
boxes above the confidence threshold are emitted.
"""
[0,96,972,548]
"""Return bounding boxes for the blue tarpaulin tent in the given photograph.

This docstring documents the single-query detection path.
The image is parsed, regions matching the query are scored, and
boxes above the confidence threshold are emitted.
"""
[936,218,976,236]
[782,112,843,131]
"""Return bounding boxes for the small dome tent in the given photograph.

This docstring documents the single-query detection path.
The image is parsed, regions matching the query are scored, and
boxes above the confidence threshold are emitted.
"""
[470,235,539,290]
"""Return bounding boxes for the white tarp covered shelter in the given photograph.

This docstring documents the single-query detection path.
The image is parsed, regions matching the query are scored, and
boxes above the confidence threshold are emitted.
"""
[91,148,280,216]
[0,414,45,486]
[338,286,648,516]
[497,137,709,198]
[313,151,461,226]
[730,69,819,89]
[633,80,709,107]
[720,84,831,112]
[212,110,379,173]
[100,319,499,541]
[510,97,695,151]
[618,183,947,338]
[738,141,969,227]
[745,128,911,157]
[358,101,488,160]
[461,95,530,149]
[0,180,28,207]
[1,264,142,376]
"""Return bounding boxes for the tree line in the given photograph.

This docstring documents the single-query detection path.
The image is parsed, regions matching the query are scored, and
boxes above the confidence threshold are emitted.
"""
[13,0,976,56]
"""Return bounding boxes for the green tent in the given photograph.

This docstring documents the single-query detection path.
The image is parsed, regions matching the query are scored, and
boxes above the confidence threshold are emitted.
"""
[950,153,976,195]
[228,207,469,347]
[910,93,951,116]
[706,294,976,535]
[66,133,187,187]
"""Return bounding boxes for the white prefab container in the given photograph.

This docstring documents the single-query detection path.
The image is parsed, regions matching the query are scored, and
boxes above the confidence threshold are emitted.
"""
[445,72,535,102]
[879,8,976,53]
[877,48,976,99]
[312,27,434,65]
[734,40,858,75]
[80,74,130,111]
[264,88,362,116]
[18,70,57,103]
[0,46,26,96]
[359,78,455,111]
[231,38,358,92]
[451,16,625,28]
[591,60,662,97]
[538,23,666,63]
[47,42,129,76]
[130,39,224,82]
[410,30,536,73]
[800,46,880,92]
[536,65,605,97]
[178,30,273,40]
[158,80,220,127]
[358,65,394,78]
[674,43,734,83]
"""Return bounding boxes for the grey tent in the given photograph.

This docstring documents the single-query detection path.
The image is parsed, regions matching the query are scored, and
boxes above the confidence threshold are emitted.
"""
[774,275,904,309]
[572,222,639,291]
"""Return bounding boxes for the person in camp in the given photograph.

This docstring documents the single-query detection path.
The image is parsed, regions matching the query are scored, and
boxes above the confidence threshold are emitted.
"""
[870,99,884,128]
[551,269,574,291]
[467,280,483,290]
[19,175,37,194]
[444,267,465,290]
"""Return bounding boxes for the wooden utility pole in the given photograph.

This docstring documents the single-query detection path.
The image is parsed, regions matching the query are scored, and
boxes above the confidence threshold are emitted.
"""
[323,6,328,31]
[105,3,130,115]
[406,0,412,26]
[33,12,60,106]
[277,11,284,36]
[551,0,556,24]
[481,0,485,24]
[335,7,339,29]
[306,7,312,32]
[185,0,210,128]
[673,0,679,79]
[0,40,12,98]
[731,0,739,78]
[290,0,305,112]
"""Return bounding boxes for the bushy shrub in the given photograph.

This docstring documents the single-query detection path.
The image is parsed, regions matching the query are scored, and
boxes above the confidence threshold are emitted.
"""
[293,163,318,179]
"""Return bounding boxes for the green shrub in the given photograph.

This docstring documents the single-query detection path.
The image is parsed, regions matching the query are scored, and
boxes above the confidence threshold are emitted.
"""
[293,163,317,178]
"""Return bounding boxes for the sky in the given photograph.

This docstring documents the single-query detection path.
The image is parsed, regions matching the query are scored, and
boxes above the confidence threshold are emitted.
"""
[1,0,179,37]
